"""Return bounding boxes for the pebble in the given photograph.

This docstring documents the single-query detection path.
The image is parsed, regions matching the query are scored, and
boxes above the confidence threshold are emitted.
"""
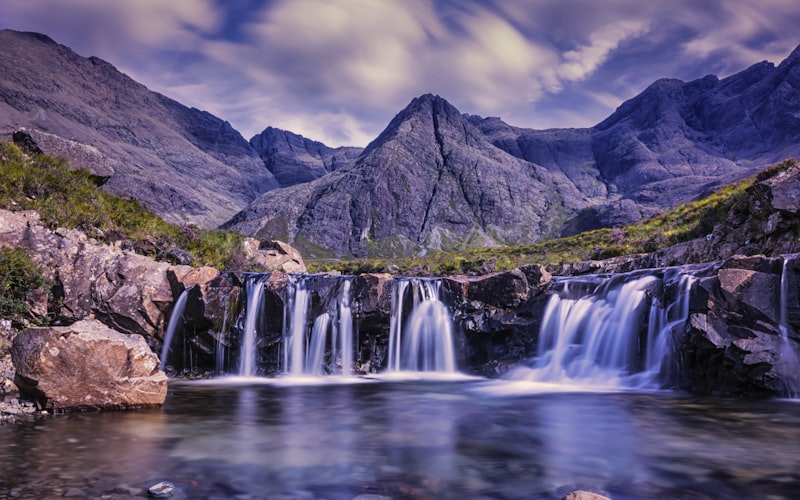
[148,481,176,498]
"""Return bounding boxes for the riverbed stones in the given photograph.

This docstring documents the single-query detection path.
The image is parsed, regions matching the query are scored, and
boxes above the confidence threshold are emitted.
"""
[11,319,167,411]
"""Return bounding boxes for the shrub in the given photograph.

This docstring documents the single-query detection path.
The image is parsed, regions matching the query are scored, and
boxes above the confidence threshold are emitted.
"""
[0,247,48,326]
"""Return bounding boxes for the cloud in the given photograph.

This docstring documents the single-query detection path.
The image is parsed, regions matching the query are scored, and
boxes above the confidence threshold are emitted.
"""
[2,0,800,146]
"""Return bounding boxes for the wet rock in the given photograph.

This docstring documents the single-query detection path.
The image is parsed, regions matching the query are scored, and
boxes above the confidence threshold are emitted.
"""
[675,255,798,397]
[11,319,167,411]
[148,481,176,498]
[465,269,529,309]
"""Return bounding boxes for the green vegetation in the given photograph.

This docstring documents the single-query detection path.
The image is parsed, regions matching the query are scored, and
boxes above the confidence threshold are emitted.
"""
[309,159,797,275]
[0,142,247,269]
[0,247,48,326]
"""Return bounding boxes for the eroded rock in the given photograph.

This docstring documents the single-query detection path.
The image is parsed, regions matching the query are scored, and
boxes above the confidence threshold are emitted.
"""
[11,319,167,411]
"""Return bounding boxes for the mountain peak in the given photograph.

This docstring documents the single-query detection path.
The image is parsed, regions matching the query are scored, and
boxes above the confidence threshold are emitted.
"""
[779,42,800,68]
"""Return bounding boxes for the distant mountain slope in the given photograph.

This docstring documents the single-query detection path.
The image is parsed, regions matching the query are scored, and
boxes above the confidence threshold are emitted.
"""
[227,44,800,257]
[249,127,362,187]
[0,29,279,227]
[4,29,800,258]
[474,44,800,233]
[223,94,595,257]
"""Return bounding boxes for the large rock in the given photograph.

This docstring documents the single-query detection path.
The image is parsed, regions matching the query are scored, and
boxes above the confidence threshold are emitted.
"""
[675,255,799,397]
[0,208,223,339]
[11,319,167,411]
[241,237,306,273]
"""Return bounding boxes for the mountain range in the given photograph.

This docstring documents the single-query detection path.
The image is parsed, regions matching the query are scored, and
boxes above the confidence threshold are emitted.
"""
[2,29,800,258]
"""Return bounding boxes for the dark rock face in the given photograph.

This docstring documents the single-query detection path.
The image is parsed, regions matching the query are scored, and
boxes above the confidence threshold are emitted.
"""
[675,256,800,397]
[224,94,593,257]
[162,256,800,397]
[0,29,278,228]
[249,127,362,187]
[11,319,167,411]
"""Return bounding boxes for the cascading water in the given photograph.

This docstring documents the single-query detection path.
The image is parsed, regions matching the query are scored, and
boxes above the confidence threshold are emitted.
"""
[777,255,800,397]
[160,289,190,370]
[506,270,694,390]
[283,277,311,376]
[386,278,456,373]
[281,276,356,377]
[239,275,268,377]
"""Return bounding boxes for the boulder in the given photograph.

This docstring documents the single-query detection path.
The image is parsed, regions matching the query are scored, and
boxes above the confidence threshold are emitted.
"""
[464,269,530,309]
[0,208,218,339]
[241,237,306,273]
[11,319,167,411]
[675,255,798,397]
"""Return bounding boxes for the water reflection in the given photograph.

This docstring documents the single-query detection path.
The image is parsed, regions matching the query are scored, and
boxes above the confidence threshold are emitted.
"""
[1,382,799,499]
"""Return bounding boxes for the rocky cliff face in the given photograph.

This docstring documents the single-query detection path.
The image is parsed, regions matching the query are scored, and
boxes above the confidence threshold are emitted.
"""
[474,48,800,236]
[0,30,279,228]
[249,127,363,187]
[224,94,595,257]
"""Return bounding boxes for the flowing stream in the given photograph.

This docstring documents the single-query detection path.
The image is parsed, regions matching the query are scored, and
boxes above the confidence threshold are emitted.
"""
[2,382,799,499]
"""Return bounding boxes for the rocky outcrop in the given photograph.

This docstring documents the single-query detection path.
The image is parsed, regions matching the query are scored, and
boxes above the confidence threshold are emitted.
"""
[11,319,167,410]
[241,237,306,273]
[0,29,278,228]
[12,128,115,181]
[675,255,800,397]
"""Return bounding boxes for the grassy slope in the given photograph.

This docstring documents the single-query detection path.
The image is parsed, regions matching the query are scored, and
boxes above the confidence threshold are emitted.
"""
[0,141,247,270]
[309,159,798,275]
[1,140,794,277]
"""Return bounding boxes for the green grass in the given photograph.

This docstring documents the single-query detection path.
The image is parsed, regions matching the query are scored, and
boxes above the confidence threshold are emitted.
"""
[0,247,49,327]
[0,141,247,270]
[308,159,797,275]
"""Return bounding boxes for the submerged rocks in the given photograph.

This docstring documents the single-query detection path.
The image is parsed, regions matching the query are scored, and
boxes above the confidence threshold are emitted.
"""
[11,319,167,411]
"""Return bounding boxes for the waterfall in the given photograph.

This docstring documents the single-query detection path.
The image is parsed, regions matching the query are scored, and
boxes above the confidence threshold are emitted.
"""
[239,275,268,377]
[306,313,330,376]
[284,277,311,376]
[334,279,354,375]
[160,289,190,370]
[778,256,800,397]
[507,270,693,389]
[386,278,456,373]
[281,276,356,377]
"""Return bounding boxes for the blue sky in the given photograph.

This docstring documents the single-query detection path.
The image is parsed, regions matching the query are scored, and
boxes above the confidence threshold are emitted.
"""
[2,0,799,147]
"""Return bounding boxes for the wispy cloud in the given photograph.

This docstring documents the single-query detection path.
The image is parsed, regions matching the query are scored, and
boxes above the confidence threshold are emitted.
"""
[1,0,800,145]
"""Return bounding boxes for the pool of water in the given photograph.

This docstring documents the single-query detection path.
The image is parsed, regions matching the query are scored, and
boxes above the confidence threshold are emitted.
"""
[1,378,799,499]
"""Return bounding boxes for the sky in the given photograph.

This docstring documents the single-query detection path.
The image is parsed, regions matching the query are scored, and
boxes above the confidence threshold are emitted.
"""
[2,0,799,147]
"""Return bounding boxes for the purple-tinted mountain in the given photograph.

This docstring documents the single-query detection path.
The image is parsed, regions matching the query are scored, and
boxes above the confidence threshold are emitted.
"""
[0,29,279,227]
[223,94,594,257]
[249,127,362,187]
[4,29,800,257]
[473,45,800,234]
